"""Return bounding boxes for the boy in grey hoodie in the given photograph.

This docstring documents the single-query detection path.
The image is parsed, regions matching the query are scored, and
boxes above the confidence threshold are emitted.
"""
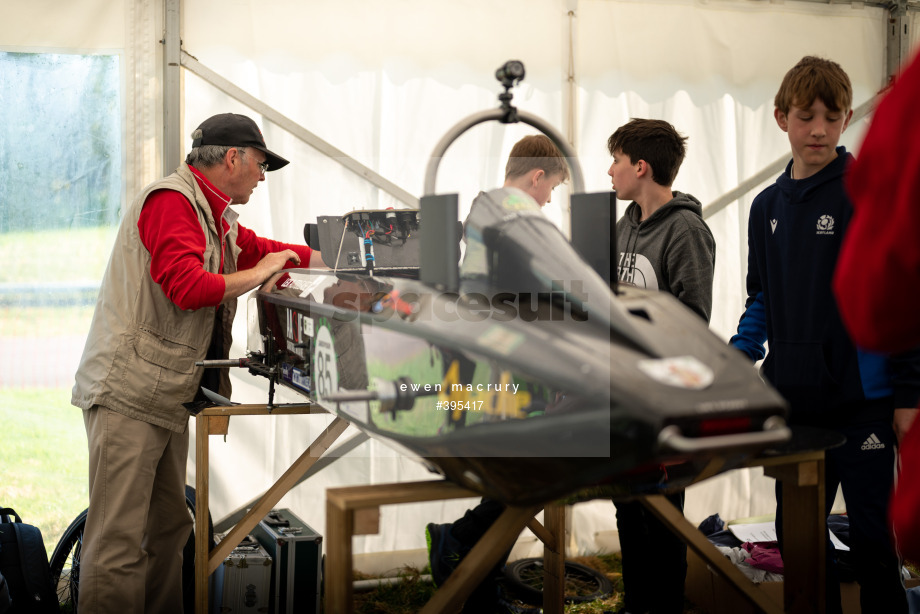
[610,118,715,322]
[607,118,715,614]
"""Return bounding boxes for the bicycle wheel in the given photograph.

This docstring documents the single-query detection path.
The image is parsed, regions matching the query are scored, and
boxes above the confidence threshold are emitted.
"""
[48,485,213,613]
[503,557,613,605]
[48,509,87,613]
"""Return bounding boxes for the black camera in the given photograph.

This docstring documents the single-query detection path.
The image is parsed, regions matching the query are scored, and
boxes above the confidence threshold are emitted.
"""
[495,60,525,89]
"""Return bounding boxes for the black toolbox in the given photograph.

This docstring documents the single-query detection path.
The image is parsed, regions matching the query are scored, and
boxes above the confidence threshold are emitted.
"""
[251,508,322,614]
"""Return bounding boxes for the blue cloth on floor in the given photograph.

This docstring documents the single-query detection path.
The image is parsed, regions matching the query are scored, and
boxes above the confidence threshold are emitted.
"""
[697,513,743,548]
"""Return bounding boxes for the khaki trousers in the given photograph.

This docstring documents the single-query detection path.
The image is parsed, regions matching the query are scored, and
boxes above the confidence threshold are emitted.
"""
[81,406,192,614]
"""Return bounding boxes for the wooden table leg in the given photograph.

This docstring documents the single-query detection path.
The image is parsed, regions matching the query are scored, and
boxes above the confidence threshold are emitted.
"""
[188,404,332,614]
[542,504,566,614]
[324,480,485,614]
[325,497,354,614]
[765,457,826,614]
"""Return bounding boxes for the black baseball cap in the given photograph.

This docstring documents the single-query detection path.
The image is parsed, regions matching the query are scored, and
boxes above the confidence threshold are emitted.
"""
[191,113,290,171]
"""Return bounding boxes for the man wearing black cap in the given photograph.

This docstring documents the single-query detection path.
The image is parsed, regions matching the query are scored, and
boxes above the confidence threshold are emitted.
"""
[71,113,319,612]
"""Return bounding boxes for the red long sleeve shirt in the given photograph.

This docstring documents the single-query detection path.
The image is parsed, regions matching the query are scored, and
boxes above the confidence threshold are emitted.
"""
[834,51,920,353]
[833,50,920,567]
[137,165,313,310]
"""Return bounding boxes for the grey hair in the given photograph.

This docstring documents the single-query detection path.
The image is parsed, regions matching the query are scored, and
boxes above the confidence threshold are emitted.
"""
[185,145,247,168]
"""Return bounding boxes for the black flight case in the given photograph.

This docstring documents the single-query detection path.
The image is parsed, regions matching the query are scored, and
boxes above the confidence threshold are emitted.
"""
[251,508,323,614]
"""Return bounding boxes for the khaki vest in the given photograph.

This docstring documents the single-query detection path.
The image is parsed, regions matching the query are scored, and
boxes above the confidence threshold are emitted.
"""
[72,163,241,432]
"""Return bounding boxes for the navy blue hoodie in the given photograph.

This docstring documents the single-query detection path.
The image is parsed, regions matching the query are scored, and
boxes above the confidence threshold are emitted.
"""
[730,147,920,424]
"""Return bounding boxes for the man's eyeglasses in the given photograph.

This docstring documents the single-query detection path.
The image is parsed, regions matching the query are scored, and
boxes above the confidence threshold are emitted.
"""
[234,147,269,175]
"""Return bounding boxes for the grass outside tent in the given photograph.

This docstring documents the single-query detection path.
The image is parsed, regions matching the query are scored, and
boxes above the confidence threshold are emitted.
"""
[353,555,628,614]
[0,227,114,284]
[0,387,89,558]
[0,227,111,555]
[351,553,711,613]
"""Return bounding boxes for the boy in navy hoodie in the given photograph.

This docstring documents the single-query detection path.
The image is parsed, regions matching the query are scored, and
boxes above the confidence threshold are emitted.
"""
[730,56,919,614]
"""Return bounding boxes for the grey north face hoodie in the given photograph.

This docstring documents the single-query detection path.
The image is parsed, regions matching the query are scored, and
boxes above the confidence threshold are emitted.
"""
[615,191,716,323]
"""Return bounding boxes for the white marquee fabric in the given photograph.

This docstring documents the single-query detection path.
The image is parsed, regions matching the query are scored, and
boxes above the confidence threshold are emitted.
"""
[6,0,920,567]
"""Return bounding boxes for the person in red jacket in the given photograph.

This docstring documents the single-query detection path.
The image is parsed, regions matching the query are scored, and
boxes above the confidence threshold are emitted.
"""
[834,51,920,563]
[72,113,320,613]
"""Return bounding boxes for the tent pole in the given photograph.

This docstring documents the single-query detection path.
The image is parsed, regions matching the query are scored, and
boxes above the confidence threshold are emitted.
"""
[565,0,578,149]
[564,0,579,237]
[163,0,182,175]
[887,0,911,86]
